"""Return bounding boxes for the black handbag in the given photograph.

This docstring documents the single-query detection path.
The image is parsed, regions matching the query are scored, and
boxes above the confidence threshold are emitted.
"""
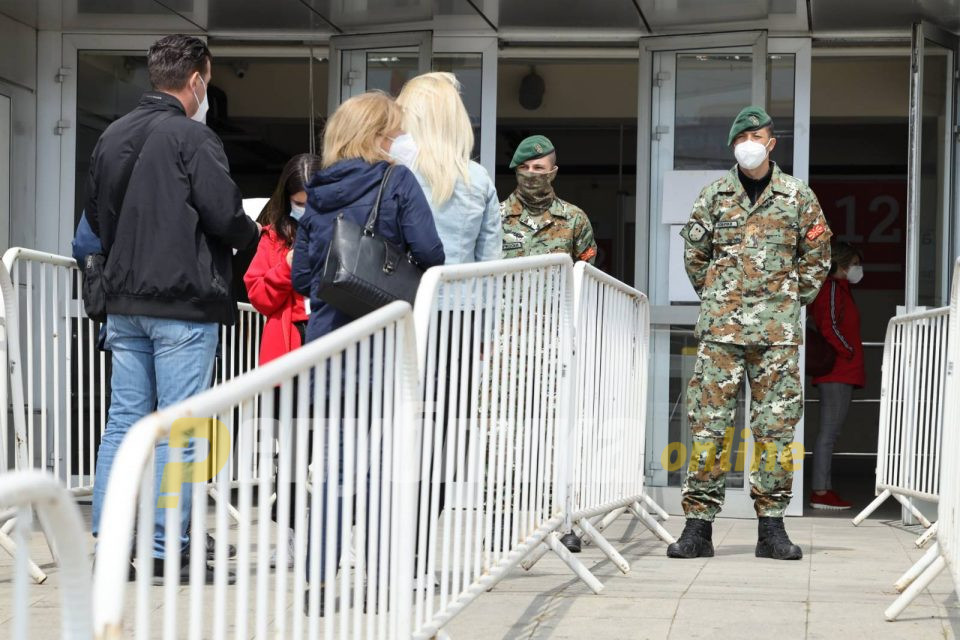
[317,165,425,318]
[81,253,108,323]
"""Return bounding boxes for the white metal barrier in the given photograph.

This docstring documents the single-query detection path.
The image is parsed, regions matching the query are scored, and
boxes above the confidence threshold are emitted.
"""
[0,255,59,583]
[0,469,93,639]
[0,248,265,529]
[410,255,604,639]
[852,304,950,529]
[884,259,960,621]
[521,263,672,575]
[212,302,266,519]
[93,301,419,639]
[1,248,106,495]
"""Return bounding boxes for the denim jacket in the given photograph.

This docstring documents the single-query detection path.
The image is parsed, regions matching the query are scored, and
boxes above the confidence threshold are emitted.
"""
[409,161,502,264]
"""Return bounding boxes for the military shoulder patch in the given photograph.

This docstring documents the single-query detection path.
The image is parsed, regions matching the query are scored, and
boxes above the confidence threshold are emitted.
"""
[687,222,706,242]
[806,223,826,241]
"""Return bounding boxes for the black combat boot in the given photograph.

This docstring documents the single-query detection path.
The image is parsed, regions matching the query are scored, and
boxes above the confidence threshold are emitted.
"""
[755,517,803,560]
[666,519,714,558]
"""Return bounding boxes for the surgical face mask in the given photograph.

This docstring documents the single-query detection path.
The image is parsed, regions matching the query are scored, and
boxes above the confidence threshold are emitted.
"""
[847,265,864,284]
[289,202,306,221]
[515,168,558,213]
[388,133,419,167]
[734,139,771,171]
[191,75,209,123]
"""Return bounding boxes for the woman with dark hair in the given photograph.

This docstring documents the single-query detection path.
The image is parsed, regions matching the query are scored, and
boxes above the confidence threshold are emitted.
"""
[809,240,865,510]
[244,153,322,365]
[244,153,322,569]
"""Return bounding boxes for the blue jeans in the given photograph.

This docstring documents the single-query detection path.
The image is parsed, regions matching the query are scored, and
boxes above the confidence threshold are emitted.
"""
[92,314,219,558]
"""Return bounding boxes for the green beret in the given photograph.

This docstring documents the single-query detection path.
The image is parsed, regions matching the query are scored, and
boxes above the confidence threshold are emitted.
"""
[510,135,555,169]
[727,106,772,146]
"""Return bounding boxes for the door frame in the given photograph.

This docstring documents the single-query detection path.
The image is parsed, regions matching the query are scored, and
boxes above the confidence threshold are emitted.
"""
[53,34,177,256]
[327,31,433,112]
[326,32,498,176]
[905,22,959,311]
[637,33,812,517]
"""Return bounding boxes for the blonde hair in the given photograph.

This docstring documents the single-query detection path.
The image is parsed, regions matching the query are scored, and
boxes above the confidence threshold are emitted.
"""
[396,72,473,206]
[322,91,403,168]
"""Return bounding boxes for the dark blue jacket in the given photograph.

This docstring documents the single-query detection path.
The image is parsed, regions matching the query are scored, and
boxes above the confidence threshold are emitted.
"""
[292,159,444,342]
[71,210,102,264]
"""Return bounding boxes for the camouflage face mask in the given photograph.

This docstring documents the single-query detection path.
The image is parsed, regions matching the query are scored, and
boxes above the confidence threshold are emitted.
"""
[515,168,557,212]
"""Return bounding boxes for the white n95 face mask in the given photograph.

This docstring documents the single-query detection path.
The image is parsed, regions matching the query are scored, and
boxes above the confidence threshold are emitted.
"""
[388,133,419,167]
[847,265,864,284]
[734,139,770,171]
[191,76,209,124]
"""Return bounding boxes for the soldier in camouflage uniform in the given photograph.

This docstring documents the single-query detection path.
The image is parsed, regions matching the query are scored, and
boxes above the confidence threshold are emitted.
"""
[667,106,832,561]
[501,135,598,264]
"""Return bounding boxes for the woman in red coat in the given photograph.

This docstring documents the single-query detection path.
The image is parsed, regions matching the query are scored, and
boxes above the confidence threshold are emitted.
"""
[809,241,865,510]
[244,153,322,568]
[245,154,322,365]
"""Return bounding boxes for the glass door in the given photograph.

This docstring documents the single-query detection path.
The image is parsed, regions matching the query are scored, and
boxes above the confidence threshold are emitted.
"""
[0,90,9,251]
[328,32,433,108]
[327,33,497,176]
[906,23,959,310]
[640,33,810,517]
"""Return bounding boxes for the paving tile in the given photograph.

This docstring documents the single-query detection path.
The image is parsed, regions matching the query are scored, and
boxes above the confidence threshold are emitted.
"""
[3,505,959,639]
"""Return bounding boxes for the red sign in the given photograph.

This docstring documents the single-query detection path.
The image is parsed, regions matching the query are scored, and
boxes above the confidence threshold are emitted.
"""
[808,179,906,290]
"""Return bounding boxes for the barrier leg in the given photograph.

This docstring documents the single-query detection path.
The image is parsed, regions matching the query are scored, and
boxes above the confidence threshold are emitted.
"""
[893,494,932,529]
[915,522,938,549]
[0,526,48,584]
[894,542,940,592]
[885,555,946,621]
[544,532,604,594]
[640,493,670,521]
[628,502,675,545]
[522,508,624,571]
[207,486,242,524]
[580,511,618,546]
[520,541,550,572]
[852,488,891,526]
[578,518,629,574]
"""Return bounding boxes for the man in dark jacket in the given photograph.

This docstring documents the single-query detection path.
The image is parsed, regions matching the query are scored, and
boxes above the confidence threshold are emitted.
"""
[85,34,259,583]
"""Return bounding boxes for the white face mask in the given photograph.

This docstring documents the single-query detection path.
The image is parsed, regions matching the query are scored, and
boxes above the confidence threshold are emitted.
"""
[388,133,419,167]
[290,202,306,221]
[847,265,864,284]
[191,75,209,124]
[734,139,771,171]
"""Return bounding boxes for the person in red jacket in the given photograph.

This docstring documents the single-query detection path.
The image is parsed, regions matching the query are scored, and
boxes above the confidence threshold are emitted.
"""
[244,153,322,568]
[245,153,322,365]
[808,240,865,510]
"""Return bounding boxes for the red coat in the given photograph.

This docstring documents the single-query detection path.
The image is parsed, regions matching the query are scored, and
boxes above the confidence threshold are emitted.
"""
[243,226,308,365]
[810,277,865,388]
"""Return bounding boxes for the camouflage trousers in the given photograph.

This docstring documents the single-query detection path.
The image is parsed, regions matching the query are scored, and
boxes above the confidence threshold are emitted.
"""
[682,341,803,521]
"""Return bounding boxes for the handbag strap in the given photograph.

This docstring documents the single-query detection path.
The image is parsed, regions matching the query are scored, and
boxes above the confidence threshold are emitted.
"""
[363,164,398,235]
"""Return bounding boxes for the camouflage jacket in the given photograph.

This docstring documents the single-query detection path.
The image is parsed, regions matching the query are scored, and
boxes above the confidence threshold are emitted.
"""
[680,163,832,346]
[500,193,598,264]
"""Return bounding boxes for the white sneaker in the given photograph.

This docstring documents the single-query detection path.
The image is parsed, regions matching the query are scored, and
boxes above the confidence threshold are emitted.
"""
[270,529,296,569]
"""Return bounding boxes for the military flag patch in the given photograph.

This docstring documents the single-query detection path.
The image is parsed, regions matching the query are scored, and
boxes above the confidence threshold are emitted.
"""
[805,224,826,241]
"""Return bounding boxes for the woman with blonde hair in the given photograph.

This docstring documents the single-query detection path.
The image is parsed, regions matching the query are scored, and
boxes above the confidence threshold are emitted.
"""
[289,90,443,615]
[395,72,501,263]
[291,90,444,343]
